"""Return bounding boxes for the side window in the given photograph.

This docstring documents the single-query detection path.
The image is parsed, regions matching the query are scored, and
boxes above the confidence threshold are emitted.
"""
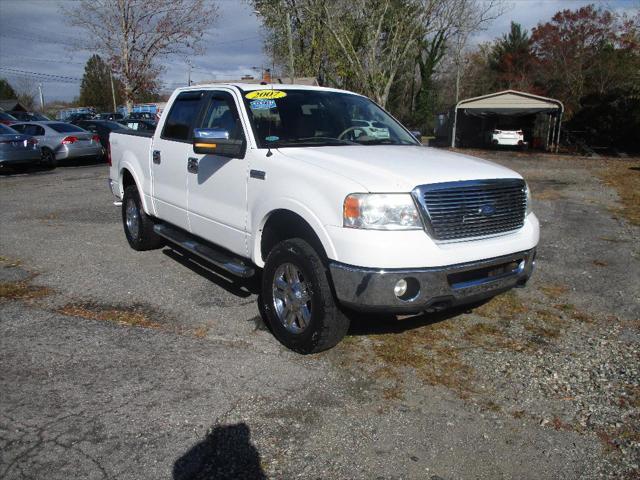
[35,126,45,136]
[23,124,41,136]
[200,94,243,140]
[12,124,26,133]
[162,92,204,142]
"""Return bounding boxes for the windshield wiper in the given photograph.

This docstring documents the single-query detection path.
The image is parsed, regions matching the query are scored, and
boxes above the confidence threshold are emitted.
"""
[293,136,359,145]
[356,138,407,145]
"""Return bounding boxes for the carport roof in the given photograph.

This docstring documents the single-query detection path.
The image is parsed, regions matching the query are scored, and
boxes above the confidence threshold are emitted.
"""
[455,90,563,115]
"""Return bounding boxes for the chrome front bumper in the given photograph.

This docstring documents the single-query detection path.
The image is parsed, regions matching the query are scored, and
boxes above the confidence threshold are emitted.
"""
[329,249,536,313]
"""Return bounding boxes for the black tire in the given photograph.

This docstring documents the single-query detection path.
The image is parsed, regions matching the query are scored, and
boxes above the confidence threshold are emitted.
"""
[261,238,350,354]
[122,185,163,251]
[41,148,57,169]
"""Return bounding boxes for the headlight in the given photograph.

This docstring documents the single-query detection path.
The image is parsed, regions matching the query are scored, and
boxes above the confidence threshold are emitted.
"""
[525,182,532,216]
[343,193,422,230]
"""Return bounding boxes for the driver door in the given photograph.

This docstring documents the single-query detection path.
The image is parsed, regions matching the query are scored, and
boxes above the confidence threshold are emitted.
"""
[187,90,249,257]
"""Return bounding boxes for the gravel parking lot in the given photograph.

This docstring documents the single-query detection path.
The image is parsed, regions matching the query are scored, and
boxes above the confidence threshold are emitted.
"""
[1,151,638,479]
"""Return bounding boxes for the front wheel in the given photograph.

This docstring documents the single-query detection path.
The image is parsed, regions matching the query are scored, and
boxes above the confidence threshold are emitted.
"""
[261,238,350,354]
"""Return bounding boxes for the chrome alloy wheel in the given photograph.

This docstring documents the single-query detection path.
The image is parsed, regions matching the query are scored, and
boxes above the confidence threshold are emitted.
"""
[125,198,140,240]
[272,262,312,333]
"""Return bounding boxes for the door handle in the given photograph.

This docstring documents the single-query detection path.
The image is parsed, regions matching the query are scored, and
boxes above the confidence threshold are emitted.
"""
[152,150,161,164]
[187,157,199,174]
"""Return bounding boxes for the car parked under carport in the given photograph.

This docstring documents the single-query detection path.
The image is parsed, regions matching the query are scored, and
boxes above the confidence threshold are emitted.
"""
[447,90,564,152]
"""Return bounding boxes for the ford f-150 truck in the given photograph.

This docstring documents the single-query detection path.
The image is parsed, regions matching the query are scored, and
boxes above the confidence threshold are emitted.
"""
[108,84,539,354]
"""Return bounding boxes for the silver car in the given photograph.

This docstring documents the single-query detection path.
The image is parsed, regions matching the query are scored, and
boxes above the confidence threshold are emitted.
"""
[11,121,103,167]
[0,123,41,167]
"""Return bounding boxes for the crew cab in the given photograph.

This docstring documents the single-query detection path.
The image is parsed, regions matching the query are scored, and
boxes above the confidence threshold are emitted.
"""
[108,84,539,353]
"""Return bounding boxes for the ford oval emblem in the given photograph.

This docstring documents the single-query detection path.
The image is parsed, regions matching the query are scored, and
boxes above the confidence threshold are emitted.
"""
[479,204,496,216]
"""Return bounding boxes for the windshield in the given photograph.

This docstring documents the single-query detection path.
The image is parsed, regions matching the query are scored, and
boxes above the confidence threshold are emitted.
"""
[242,89,418,148]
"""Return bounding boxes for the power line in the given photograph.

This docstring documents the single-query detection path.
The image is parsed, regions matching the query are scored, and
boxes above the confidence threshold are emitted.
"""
[0,56,87,66]
[0,67,81,82]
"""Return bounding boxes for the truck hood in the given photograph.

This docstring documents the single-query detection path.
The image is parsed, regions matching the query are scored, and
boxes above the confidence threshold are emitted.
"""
[277,145,522,192]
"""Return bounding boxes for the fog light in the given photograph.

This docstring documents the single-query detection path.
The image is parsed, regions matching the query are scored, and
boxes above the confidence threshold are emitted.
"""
[394,279,408,297]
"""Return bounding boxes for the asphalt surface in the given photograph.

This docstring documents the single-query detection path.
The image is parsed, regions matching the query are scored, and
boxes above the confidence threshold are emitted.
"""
[1,154,638,479]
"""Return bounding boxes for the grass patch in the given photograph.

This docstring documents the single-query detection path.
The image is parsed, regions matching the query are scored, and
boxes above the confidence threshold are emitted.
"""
[539,284,569,299]
[524,322,560,339]
[473,291,528,320]
[0,256,22,268]
[0,281,52,300]
[535,189,563,201]
[367,320,477,398]
[596,161,640,226]
[193,326,208,338]
[58,303,162,329]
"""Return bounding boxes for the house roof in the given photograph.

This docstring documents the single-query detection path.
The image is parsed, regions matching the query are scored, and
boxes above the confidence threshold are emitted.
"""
[0,99,28,112]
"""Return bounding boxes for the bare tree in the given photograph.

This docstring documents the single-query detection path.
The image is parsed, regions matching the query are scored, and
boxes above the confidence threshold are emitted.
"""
[12,76,37,110]
[318,0,428,107]
[67,0,218,109]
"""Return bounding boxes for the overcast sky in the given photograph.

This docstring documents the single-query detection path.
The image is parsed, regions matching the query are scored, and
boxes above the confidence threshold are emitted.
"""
[0,0,637,103]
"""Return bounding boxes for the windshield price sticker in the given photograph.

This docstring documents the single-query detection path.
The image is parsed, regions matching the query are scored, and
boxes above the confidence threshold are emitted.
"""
[245,90,287,100]
[249,99,277,110]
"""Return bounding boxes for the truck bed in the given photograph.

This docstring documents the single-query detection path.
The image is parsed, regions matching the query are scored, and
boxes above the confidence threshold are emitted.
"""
[109,131,154,203]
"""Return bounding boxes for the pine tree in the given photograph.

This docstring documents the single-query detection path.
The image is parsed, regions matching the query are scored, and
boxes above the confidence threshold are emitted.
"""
[79,55,121,111]
[0,78,17,99]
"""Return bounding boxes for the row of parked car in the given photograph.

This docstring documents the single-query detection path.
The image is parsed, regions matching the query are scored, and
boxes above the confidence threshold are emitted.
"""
[0,110,157,169]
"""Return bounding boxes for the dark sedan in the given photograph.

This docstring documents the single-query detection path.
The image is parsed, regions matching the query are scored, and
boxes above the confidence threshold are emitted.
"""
[8,111,51,122]
[67,113,95,123]
[0,123,41,167]
[75,120,130,150]
[95,112,124,121]
[119,119,157,132]
[0,111,18,126]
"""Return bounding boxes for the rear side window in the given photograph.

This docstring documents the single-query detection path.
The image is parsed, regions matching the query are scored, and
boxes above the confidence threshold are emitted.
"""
[49,123,84,133]
[22,124,45,136]
[162,92,203,141]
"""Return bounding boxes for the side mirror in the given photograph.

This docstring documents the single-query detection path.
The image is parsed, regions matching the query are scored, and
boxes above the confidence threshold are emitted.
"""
[193,128,245,158]
[410,130,422,144]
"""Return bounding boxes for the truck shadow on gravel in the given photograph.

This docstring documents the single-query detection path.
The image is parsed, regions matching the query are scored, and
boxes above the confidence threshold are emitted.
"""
[173,423,266,480]
[162,248,260,298]
[346,303,477,336]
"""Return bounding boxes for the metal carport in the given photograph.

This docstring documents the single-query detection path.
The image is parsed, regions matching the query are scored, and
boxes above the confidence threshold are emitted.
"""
[451,90,564,152]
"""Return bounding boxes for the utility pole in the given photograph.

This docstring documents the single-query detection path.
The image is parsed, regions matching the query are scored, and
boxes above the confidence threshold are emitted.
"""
[110,70,117,113]
[285,9,294,84]
[38,83,44,112]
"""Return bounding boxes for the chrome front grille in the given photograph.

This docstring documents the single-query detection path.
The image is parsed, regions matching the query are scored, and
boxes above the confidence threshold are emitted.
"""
[414,179,527,241]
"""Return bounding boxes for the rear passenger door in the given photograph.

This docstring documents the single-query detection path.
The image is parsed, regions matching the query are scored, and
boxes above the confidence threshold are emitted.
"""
[151,91,205,231]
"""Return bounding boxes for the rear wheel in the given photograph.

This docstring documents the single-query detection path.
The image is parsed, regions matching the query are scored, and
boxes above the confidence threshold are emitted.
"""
[261,238,350,354]
[122,185,163,251]
[40,148,57,168]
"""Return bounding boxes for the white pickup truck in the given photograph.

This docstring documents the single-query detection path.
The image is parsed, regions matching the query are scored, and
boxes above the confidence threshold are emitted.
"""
[108,84,539,353]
